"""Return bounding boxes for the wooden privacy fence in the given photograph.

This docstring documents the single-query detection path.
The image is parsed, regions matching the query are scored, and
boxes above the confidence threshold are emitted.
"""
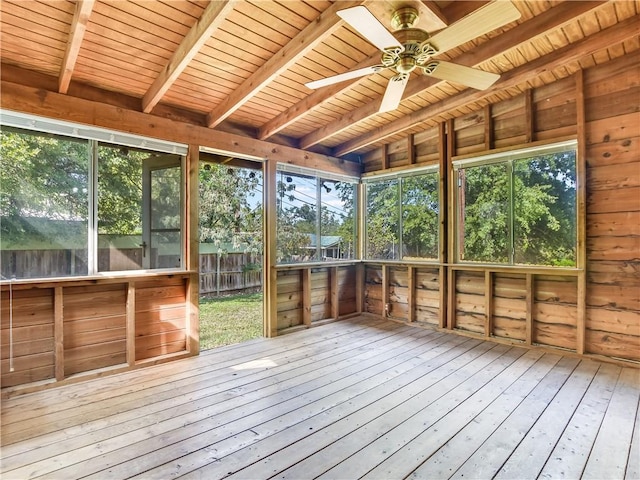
[199,252,262,296]
[2,249,262,296]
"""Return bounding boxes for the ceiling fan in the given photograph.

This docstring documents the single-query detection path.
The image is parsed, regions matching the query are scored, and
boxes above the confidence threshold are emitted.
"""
[305,1,522,112]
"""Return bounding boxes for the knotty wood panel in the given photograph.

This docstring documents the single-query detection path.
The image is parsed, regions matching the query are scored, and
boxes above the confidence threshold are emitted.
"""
[492,273,527,342]
[388,267,409,321]
[455,271,485,334]
[63,284,126,375]
[364,265,383,316]
[533,276,578,351]
[584,52,640,362]
[337,266,357,316]
[310,268,331,322]
[414,267,440,326]
[0,288,55,387]
[276,270,303,330]
[135,278,187,361]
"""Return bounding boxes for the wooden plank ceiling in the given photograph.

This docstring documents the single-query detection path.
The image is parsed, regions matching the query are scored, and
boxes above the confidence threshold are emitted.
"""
[1,0,638,161]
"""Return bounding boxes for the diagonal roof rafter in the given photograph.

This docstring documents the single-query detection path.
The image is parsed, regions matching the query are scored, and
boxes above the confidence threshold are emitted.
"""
[59,0,95,94]
[205,0,361,129]
[142,0,238,114]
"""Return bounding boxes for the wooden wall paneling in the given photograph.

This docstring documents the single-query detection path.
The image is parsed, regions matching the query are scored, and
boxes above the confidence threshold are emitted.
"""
[388,267,408,321]
[0,284,55,387]
[492,94,527,149]
[126,282,135,365]
[310,268,331,322]
[388,138,408,169]
[533,275,578,351]
[134,278,186,361]
[533,76,577,141]
[54,287,64,381]
[414,268,440,326]
[492,273,527,342]
[63,283,127,375]
[302,268,312,326]
[453,109,486,156]
[455,270,486,335]
[187,145,199,354]
[276,270,302,330]
[364,265,383,315]
[438,266,447,329]
[414,126,440,165]
[337,266,357,316]
[484,271,492,338]
[584,52,640,362]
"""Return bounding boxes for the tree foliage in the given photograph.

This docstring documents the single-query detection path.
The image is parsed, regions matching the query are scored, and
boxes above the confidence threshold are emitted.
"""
[199,164,262,254]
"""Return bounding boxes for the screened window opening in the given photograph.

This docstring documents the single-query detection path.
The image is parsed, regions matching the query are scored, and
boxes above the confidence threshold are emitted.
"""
[1,122,186,280]
[1,128,90,279]
[456,141,577,266]
[276,167,357,264]
[365,169,439,261]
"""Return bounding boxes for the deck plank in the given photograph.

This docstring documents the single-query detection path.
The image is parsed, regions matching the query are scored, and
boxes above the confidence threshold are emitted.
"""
[1,316,638,480]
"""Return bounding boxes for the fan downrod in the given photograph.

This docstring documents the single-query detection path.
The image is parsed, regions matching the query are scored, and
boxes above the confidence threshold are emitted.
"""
[391,7,419,30]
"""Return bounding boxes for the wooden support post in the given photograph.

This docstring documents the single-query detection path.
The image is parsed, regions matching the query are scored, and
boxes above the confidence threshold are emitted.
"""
[263,158,278,337]
[575,69,587,355]
[302,269,312,326]
[525,88,534,143]
[407,133,416,165]
[331,266,340,320]
[54,287,64,381]
[126,281,136,364]
[407,266,415,323]
[447,269,455,330]
[381,265,389,317]
[484,270,493,338]
[356,263,365,314]
[484,104,493,150]
[186,144,199,354]
[439,266,447,329]
[382,143,390,170]
[526,273,534,345]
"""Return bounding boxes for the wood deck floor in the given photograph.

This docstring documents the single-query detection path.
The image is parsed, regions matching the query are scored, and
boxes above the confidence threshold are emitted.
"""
[1,316,639,480]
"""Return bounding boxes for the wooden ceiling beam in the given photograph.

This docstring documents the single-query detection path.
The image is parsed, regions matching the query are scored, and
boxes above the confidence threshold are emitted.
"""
[59,0,95,94]
[205,0,360,128]
[333,14,638,156]
[0,80,361,177]
[300,1,606,150]
[142,0,237,114]
[419,1,448,30]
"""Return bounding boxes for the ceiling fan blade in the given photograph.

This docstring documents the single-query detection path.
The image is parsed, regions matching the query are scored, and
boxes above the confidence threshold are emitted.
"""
[305,65,383,89]
[338,6,403,52]
[426,61,500,90]
[429,1,521,55]
[379,74,409,113]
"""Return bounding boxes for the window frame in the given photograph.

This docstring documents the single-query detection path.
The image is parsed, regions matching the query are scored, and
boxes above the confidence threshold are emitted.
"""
[275,163,359,265]
[453,139,578,267]
[362,164,440,263]
[1,111,188,280]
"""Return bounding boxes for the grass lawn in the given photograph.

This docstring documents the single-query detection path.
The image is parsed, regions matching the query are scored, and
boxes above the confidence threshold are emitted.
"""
[199,292,263,350]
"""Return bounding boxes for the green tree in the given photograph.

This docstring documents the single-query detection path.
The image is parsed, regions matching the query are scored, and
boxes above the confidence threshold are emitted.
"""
[199,164,262,254]
[402,173,439,259]
[366,179,399,259]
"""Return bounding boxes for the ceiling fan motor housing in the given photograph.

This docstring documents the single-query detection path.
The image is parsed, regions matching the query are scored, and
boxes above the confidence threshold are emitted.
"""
[383,11,439,75]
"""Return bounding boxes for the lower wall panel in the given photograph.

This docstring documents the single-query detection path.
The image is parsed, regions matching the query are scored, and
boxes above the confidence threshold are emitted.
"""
[1,274,192,391]
[1,288,55,388]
